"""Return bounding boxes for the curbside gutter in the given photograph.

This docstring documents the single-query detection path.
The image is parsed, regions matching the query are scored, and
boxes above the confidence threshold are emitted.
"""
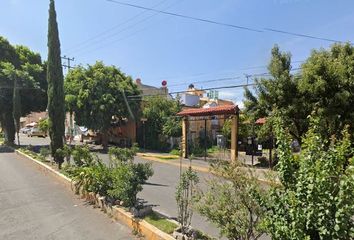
[15,149,176,240]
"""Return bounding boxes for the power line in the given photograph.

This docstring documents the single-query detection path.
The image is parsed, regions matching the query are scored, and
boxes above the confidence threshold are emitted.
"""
[71,0,183,57]
[66,0,173,55]
[166,67,301,88]
[128,83,256,99]
[65,0,169,53]
[106,0,346,44]
[106,0,262,33]
[61,55,75,70]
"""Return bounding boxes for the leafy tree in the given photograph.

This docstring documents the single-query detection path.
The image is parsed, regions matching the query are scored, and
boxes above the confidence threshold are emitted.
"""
[299,43,354,140]
[244,43,354,144]
[263,114,354,240]
[0,37,46,145]
[143,96,182,150]
[243,45,309,143]
[47,0,65,167]
[196,161,266,240]
[65,62,140,150]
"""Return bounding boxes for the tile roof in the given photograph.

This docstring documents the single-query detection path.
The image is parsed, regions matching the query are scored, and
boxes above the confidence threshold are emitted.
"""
[177,105,239,117]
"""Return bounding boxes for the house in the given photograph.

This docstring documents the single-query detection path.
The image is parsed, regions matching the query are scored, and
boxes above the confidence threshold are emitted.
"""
[178,84,236,144]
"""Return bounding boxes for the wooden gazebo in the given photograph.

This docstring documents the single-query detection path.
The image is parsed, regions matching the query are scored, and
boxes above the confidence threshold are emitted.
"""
[177,105,240,161]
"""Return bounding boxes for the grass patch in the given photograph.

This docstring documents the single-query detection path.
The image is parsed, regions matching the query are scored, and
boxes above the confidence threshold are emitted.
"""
[169,149,181,156]
[144,212,178,234]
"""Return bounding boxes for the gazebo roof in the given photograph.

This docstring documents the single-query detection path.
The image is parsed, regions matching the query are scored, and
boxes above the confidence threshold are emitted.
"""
[177,105,239,117]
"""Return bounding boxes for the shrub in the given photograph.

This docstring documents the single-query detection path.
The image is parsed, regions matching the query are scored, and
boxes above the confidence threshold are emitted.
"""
[71,160,111,196]
[107,162,153,207]
[263,115,354,240]
[108,146,137,165]
[176,167,199,234]
[169,148,181,156]
[39,147,51,161]
[71,145,95,167]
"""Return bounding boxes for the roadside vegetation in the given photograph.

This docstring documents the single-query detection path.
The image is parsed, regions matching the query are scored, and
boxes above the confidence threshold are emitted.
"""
[143,212,178,234]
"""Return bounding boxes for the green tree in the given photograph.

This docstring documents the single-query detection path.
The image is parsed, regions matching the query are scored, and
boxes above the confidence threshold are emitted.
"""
[64,62,140,150]
[299,43,354,140]
[0,37,47,145]
[47,0,65,167]
[244,43,354,143]
[243,45,309,143]
[143,96,182,150]
[263,114,354,240]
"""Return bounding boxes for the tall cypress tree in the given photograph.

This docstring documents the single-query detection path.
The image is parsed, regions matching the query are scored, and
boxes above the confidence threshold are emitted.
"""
[47,0,65,167]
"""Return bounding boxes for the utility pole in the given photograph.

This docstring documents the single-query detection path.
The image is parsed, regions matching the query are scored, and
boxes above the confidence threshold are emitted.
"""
[61,55,74,143]
[61,55,75,72]
[245,74,251,85]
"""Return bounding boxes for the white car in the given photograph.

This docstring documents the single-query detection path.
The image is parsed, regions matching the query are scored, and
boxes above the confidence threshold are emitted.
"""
[20,127,32,134]
[28,128,47,138]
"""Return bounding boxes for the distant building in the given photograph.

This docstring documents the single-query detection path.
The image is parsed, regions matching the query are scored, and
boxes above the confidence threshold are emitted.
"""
[135,78,169,98]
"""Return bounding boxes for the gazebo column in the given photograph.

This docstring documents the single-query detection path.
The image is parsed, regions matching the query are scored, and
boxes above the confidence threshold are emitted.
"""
[230,113,239,162]
[182,117,189,158]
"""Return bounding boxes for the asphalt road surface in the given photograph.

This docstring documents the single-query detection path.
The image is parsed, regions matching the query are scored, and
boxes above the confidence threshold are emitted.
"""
[0,150,135,240]
[17,134,270,239]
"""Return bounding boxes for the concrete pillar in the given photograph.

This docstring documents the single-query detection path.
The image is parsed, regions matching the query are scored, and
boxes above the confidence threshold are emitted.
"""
[182,117,188,158]
[230,113,239,162]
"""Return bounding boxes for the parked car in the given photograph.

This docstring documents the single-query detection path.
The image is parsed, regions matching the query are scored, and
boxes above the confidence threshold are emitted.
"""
[28,128,47,138]
[20,127,32,134]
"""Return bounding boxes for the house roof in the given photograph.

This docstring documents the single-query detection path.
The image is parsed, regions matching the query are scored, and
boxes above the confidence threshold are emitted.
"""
[177,105,239,117]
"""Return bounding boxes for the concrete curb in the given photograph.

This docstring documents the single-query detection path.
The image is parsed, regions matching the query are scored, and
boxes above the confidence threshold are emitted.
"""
[15,149,176,240]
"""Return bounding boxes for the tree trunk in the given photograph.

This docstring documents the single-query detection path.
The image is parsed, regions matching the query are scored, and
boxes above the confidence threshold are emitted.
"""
[1,113,15,145]
[102,130,108,151]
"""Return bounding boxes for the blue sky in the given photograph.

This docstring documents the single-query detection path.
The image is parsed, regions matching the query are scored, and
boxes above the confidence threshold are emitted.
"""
[1,0,353,107]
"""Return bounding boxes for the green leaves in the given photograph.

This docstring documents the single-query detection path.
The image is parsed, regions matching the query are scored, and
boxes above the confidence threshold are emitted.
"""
[64,62,140,135]
[176,167,199,233]
[196,162,266,240]
[264,115,354,239]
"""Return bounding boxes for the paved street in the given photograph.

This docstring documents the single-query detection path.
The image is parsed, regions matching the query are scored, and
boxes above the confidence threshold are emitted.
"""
[0,150,135,240]
[18,134,222,238]
[17,134,270,239]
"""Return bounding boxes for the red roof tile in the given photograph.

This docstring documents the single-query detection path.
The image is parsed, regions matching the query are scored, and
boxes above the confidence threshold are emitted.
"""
[177,105,239,117]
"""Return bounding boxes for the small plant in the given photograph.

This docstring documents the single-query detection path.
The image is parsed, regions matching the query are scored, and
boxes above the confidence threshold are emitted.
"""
[108,145,138,166]
[39,147,51,162]
[56,145,72,164]
[71,145,95,167]
[38,118,49,133]
[169,148,181,156]
[175,167,199,235]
